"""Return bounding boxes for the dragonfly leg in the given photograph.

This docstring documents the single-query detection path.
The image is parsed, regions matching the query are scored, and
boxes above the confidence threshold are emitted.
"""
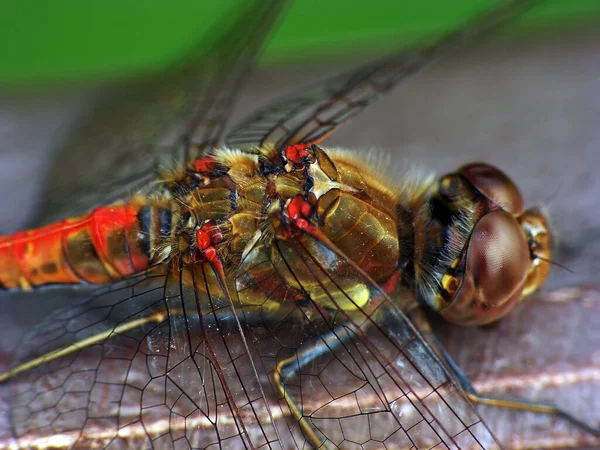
[0,310,168,383]
[273,325,353,450]
[0,304,289,384]
[409,309,600,438]
[0,307,279,383]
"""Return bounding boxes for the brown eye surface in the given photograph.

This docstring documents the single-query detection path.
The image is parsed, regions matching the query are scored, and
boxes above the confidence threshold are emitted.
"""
[441,210,530,326]
[459,163,524,213]
[467,210,529,304]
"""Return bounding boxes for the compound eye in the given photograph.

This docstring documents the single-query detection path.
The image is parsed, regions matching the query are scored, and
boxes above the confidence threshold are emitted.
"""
[459,163,524,214]
[441,210,530,326]
[467,210,529,307]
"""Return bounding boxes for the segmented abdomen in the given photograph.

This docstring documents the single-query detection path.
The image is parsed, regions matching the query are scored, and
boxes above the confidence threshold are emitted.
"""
[0,202,172,289]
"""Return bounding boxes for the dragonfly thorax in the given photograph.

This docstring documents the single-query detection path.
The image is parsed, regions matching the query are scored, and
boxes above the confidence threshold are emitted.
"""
[177,148,551,327]
[175,145,405,311]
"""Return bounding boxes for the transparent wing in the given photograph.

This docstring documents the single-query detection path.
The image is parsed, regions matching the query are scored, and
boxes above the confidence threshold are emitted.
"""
[226,0,539,152]
[2,231,501,449]
[4,264,283,449]
[33,1,286,226]
[232,226,502,449]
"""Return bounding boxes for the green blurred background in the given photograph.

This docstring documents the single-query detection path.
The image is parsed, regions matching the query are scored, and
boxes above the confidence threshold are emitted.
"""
[0,1,599,86]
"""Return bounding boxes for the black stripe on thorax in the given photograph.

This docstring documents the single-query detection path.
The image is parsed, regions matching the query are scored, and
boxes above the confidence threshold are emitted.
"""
[159,209,172,238]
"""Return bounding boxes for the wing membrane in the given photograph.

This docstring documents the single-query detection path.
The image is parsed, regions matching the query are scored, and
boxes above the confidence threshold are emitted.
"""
[226,0,540,151]
[3,225,502,448]
[34,1,287,226]
[234,226,502,449]
[4,256,322,448]
[4,265,268,448]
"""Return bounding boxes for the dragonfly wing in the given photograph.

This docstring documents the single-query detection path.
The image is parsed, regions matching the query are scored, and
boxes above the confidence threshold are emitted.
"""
[2,226,502,448]
[226,0,540,151]
[3,228,501,448]
[36,143,182,226]
[233,227,502,449]
[3,264,282,448]
[33,0,287,226]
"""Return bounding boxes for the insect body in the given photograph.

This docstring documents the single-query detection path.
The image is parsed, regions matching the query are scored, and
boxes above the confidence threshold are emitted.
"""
[0,144,551,327]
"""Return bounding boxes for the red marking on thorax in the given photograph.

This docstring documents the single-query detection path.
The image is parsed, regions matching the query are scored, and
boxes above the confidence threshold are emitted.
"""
[287,195,312,228]
[381,269,402,295]
[283,195,316,238]
[192,156,218,174]
[193,220,223,266]
[284,144,312,165]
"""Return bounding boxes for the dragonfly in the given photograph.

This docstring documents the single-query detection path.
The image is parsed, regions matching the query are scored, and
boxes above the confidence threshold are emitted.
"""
[0,1,597,448]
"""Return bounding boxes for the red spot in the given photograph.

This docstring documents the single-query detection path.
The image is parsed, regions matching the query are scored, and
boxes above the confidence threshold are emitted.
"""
[284,144,311,165]
[196,229,211,250]
[295,218,309,230]
[203,247,217,262]
[287,195,312,222]
[192,157,218,174]
[381,269,402,295]
[287,198,300,221]
[193,220,223,264]
[285,195,315,235]
[300,200,312,218]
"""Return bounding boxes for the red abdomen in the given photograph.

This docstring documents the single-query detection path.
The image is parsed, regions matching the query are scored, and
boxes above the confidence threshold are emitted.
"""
[0,202,170,289]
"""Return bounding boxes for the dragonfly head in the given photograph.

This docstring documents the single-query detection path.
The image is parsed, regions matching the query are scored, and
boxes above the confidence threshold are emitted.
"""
[436,163,552,326]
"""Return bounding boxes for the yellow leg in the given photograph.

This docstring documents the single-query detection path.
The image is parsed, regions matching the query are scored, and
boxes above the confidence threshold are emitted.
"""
[408,308,600,439]
[273,355,329,449]
[0,310,167,383]
[273,326,355,450]
[465,393,600,437]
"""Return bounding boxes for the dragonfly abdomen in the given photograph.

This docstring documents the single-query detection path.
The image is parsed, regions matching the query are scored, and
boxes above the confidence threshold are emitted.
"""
[0,201,172,289]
